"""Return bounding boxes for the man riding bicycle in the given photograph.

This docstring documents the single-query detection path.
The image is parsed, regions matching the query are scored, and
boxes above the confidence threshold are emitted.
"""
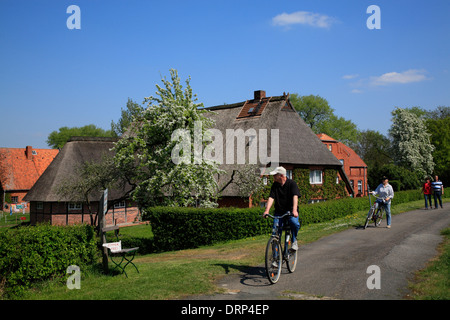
[371,176,394,228]
[263,166,301,250]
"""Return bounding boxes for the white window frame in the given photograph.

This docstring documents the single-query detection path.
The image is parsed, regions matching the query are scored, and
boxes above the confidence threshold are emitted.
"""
[358,180,363,194]
[309,170,323,184]
[114,201,126,209]
[68,202,82,211]
[286,169,292,180]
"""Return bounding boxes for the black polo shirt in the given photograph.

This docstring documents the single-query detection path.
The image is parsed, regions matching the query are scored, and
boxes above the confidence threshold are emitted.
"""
[269,178,301,215]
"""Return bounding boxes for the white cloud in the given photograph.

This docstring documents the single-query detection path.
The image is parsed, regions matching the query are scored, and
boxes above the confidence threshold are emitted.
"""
[342,74,359,80]
[272,11,337,28]
[370,69,429,86]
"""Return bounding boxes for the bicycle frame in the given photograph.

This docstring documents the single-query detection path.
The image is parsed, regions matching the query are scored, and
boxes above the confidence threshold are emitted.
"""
[364,199,385,229]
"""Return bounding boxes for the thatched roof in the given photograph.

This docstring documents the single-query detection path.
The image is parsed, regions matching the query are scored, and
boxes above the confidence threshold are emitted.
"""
[24,137,130,202]
[204,91,345,196]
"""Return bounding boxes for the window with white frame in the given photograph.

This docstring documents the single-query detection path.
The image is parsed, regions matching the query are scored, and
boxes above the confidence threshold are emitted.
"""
[68,202,82,211]
[309,170,322,184]
[286,169,292,179]
[114,201,126,208]
[358,180,363,194]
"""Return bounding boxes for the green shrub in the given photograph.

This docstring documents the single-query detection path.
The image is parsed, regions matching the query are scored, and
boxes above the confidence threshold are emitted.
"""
[143,207,272,252]
[0,224,98,298]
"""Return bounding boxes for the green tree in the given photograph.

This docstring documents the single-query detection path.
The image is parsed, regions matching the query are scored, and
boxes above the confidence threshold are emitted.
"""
[426,116,450,184]
[290,94,334,131]
[113,69,222,208]
[389,107,435,178]
[354,130,392,166]
[47,124,114,149]
[290,93,359,145]
[110,98,145,137]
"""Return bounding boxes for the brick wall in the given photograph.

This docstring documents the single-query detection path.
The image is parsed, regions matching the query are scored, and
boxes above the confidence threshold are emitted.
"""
[29,200,141,226]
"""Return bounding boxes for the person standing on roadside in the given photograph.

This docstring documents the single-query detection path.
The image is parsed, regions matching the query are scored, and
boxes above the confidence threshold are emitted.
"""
[431,175,444,209]
[372,176,394,228]
[422,177,432,210]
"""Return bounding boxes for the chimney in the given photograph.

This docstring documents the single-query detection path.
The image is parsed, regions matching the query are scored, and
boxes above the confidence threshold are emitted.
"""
[26,146,33,160]
[254,90,266,100]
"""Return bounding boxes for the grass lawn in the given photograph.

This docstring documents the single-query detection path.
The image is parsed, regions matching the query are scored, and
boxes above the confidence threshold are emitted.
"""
[408,227,450,300]
[0,212,30,228]
[16,199,449,300]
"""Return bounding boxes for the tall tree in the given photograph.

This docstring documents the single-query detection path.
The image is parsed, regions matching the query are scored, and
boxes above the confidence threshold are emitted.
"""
[353,129,392,168]
[113,69,222,208]
[110,98,145,137]
[290,94,334,131]
[425,115,450,183]
[290,93,359,145]
[389,107,435,178]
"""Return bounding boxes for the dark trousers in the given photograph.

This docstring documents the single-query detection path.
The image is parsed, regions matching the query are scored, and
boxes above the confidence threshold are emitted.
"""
[433,191,443,208]
[424,194,432,208]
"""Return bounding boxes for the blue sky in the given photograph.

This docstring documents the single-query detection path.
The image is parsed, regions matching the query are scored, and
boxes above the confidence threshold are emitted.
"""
[1,0,449,149]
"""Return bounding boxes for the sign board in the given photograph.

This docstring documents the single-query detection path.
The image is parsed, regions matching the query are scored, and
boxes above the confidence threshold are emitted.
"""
[20,216,26,221]
[103,189,108,215]
[102,241,121,253]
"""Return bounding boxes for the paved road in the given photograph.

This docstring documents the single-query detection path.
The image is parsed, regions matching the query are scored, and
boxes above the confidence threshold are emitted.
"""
[193,206,449,300]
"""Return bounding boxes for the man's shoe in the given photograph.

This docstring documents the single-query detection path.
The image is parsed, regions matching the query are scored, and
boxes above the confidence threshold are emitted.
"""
[292,241,298,251]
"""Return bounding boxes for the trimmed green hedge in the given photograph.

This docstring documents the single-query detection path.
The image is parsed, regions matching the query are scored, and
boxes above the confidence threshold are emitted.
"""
[0,224,98,298]
[144,189,428,252]
[143,207,272,252]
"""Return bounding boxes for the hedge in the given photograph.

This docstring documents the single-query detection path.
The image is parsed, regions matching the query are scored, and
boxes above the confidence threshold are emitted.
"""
[143,206,272,252]
[0,224,98,298]
[144,189,429,252]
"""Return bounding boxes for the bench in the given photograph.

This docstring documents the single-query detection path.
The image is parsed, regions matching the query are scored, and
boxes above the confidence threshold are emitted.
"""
[102,226,139,277]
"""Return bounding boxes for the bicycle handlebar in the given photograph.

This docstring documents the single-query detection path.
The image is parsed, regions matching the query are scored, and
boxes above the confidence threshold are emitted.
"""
[263,212,293,219]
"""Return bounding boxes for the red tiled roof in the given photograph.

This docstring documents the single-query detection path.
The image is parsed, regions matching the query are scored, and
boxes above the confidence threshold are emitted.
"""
[0,146,59,191]
[317,134,367,167]
[316,133,337,142]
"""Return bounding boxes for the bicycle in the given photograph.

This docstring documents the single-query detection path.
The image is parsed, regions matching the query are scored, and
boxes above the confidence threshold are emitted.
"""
[264,212,298,284]
[363,193,386,229]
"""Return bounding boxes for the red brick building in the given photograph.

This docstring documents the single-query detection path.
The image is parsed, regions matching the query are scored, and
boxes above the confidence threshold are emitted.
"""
[0,146,59,212]
[317,133,368,197]
[24,137,140,226]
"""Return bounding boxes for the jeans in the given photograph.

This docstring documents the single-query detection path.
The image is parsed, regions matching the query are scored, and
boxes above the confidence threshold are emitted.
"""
[424,194,432,208]
[376,200,392,226]
[272,212,300,243]
[434,191,443,208]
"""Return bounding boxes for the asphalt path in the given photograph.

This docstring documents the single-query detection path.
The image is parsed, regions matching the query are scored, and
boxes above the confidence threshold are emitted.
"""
[192,206,449,300]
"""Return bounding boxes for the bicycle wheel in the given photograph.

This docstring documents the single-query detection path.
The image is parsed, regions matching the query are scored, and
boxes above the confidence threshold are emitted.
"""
[364,207,374,229]
[374,207,384,227]
[265,237,282,284]
[286,245,298,273]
